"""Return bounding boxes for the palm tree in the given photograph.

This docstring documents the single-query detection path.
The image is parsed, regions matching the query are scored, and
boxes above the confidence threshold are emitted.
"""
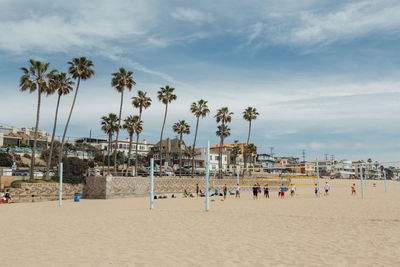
[215,107,233,178]
[111,67,136,175]
[157,85,177,176]
[190,99,210,177]
[243,107,259,173]
[172,120,191,177]
[101,113,119,174]
[59,57,94,170]
[245,143,257,174]
[231,145,241,175]
[19,59,51,180]
[123,115,142,176]
[132,90,151,175]
[216,124,231,178]
[44,71,74,180]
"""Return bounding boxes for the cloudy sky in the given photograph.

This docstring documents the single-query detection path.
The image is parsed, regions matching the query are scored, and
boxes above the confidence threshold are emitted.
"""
[1,0,400,161]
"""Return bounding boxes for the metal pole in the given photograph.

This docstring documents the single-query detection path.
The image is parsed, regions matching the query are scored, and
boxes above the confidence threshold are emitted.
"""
[365,168,367,188]
[59,163,63,206]
[360,165,364,199]
[236,166,240,186]
[205,141,210,212]
[384,170,387,193]
[316,161,321,198]
[150,158,154,210]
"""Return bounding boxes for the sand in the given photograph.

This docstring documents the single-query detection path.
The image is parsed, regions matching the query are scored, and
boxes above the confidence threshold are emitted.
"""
[1,179,400,266]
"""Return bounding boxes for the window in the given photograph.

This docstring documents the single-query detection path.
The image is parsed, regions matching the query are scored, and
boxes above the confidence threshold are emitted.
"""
[216,156,220,160]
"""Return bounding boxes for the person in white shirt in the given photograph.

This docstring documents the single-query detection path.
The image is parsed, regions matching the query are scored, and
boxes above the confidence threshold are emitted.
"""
[290,184,296,197]
[235,184,240,199]
[324,182,330,196]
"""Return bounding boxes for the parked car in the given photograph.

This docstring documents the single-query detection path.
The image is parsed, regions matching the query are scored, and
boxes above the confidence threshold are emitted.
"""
[137,168,150,177]
[174,168,192,176]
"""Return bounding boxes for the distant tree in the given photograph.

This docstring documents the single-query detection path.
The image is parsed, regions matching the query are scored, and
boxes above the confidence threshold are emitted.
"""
[123,115,142,176]
[215,107,233,178]
[243,107,259,173]
[216,124,231,178]
[0,152,13,167]
[100,113,119,174]
[172,120,191,177]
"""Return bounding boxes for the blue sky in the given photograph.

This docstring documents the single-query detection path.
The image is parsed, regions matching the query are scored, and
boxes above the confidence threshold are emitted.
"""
[1,0,400,161]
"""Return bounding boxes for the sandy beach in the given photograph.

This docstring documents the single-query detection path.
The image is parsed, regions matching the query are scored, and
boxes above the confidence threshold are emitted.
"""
[2,179,400,266]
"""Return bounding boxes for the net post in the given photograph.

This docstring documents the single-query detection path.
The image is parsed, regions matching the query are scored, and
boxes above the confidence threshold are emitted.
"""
[384,170,387,193]
[360,165,364,199]
[59,162,63,207]
[236,166,240,186]
[316,161,321,198]
[205,141,210,212]
[150,158,154,210]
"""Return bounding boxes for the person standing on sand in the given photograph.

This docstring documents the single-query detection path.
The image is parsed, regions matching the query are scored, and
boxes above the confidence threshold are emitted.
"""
[264,184,269,198]
[235,184,240,199]
[196,183,199,197]
[279,184,285,199]
[314,184,318,197]
[324,182,330,196]
[351,184,356,195]
[290,184,296,197]
[223,184,227,199]
[252,183,258,200]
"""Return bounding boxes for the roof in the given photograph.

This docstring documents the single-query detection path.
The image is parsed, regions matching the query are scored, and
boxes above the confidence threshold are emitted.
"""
[210,143,234,149]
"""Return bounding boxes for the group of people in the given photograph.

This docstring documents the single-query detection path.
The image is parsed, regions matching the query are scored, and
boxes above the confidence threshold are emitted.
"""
[252,183,276,199]
[0,189,11,204]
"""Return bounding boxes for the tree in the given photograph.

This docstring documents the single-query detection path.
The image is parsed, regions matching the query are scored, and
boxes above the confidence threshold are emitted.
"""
[243,107,259,173]
[190,99,210,177]
[215,107,233,178]
[58,57,94,173]
[231,145,241,175]
[157,85,177,176]
[0,152,13,167]
[100,113,119,175]
[215,124,231,178]
[44,71,74,180]
[59,157,89,184]
[172,120,191,177]
[245,143,257,173]
[111,67,135,175]
[20,59,51,180]
[132,90,151,175]
[123,115,142,176]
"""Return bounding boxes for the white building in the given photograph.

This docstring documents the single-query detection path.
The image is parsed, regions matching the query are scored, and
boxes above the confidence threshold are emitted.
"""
[99,138,153,157]
[333,160,356,178]
[198,147,228,171]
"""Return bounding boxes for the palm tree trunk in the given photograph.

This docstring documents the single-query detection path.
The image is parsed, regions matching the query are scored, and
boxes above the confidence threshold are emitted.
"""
[30,87,42,180]
[45,94,61,180]
[179,134,183,178]
[135,108,143,176]
[219,135,223,179]
[191,116,200,178]
[114,90,124,175]
[244,120,252,175]
[102,149,105,176]
[126,133,133,176]
[159,103,168,177]
[58,77,81,170]
[107,133,112,174]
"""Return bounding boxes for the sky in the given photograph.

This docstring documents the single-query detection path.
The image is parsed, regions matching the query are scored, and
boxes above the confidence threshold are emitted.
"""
[1,0,400,161]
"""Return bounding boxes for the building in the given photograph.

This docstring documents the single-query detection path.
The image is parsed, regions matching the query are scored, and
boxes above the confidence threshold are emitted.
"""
[99,138,153,158]
[0,126,50,148]
[332,160,356,178]
[198,147,228,171]
[256,154,275,169]
[75,137,107,148]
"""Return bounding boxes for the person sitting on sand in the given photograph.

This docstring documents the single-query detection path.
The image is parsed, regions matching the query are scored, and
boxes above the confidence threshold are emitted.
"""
[235,184,240,199]
[252,184,258,200]
[4,189,11,203]
[351,184,356,195]
[0,191,6,204]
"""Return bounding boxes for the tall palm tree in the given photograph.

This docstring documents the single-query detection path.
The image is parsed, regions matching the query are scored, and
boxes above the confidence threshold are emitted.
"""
[172,120,191,177]
[157,85,177,176]
[216,124,231,178]
[101,113,119,174]
[20,59,51,180]
[44,71,74,180]
[215,107,233,178]
[132,90,151,175]
[123,115,142,176]
[59,57,94,170]
[190,99,210,177]
[243,107,259,173]
[111,67,136,175]
[245,143,257,171]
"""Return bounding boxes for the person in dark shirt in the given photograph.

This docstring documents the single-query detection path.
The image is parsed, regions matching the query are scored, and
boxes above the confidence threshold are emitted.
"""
[252,184,258,200]
[264,184,269,198]
[223,184,227,199]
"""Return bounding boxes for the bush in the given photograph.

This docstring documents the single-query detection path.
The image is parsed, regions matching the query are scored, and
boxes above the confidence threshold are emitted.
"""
[0,152,13,167]
[61,157,89,184]
[23,153,31,159]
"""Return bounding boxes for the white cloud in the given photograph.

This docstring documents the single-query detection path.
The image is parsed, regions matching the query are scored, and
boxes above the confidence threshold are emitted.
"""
[171,8,212,24]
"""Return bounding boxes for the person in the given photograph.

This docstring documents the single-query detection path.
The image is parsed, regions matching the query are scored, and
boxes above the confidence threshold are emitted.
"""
[0,191,6,204]
[5,189,11,203]
[279,184,285,199]
[324,182,330,196]
[235,183,240,199]
[264,184,269,198]
[196,183,199,197]
[223,184,227,199]
[314,184,318,197]
[252,183,258,200]
[290,184,296,197]
[351,183,356,195]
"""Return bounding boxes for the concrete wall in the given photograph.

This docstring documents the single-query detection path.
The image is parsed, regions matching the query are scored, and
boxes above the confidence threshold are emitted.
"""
[0,176,30,189]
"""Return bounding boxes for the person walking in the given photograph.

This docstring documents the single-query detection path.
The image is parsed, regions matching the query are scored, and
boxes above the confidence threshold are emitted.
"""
[264,184,269,198]
[252,183,258,200]
[223,184,227,199]
[235,183,240,199]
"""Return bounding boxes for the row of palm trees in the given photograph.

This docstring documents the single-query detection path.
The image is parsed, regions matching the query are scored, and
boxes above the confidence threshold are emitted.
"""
[20,57,94,180]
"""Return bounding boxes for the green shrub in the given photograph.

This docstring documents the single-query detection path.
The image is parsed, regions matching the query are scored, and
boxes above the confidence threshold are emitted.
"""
[0,152,12,167]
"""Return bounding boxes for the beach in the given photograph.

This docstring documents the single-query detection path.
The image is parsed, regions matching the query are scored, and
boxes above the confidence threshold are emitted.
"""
[2,179,400,266]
